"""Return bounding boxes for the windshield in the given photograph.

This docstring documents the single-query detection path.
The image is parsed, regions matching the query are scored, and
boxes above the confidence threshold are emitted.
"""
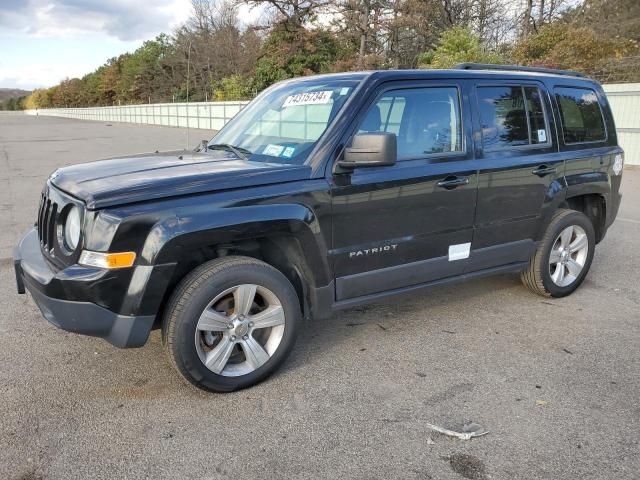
[209,78,360,165]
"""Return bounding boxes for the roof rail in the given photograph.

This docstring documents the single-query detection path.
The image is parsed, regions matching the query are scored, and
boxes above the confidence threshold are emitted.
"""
[454,63,585,78]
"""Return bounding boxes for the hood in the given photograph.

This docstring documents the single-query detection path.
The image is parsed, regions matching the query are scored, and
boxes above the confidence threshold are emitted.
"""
[50,150,312,209]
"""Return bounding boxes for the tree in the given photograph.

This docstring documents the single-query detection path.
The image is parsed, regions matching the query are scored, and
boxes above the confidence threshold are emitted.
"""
[213,75,254,100]
[418,26,504,69]
[169,0,261,101]
[512,23,638,75]
[242,0,331,32]
[564,0,640,42]
[0,96,26,111]
[252,28,339,91]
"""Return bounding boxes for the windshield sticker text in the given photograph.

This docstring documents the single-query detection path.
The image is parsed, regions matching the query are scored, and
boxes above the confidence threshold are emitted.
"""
[282,91,333,108]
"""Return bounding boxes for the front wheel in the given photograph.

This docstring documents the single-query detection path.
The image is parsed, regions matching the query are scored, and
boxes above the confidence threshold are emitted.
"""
[162,256,301,392]
[521,209,595,297]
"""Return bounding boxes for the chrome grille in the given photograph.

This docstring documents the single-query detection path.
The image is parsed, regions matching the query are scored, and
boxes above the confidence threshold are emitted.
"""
[36,183,82,269]
[37,192,58,251]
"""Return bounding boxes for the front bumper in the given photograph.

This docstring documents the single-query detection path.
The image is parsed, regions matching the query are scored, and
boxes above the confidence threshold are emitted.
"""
[14,228,155,348]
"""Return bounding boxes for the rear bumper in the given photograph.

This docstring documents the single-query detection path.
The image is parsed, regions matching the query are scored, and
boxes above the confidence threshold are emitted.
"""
[599,190,622,243]
[607,191,622,229]
[15,228,155,348]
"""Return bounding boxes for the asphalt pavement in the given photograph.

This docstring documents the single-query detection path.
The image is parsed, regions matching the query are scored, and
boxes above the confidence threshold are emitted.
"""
[1,114,638,480]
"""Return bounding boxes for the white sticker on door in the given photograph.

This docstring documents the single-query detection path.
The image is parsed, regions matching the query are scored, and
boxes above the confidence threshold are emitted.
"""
[538,129,547,143]
[448,243,471,261]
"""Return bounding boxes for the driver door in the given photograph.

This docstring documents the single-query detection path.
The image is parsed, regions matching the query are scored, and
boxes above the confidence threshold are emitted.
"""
[330,81,478,301]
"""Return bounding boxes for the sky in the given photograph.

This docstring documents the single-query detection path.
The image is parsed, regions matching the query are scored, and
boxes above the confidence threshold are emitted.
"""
[0,0,260,90]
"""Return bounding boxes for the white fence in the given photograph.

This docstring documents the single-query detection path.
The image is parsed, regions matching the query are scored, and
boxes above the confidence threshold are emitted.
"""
[25,101,249,131]
[23,84,640,164]
[602,83,640,166]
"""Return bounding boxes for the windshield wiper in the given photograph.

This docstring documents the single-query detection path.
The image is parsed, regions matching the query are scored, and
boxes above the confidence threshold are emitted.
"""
[207,143,251,161]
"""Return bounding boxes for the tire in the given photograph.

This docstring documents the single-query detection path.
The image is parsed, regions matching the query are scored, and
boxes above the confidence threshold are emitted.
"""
[521,209,595,298]
[162,256,301,392]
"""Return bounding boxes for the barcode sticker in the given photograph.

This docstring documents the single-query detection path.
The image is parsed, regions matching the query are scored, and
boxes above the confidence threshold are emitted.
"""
[538,129,547,142]
[263,144,285,156]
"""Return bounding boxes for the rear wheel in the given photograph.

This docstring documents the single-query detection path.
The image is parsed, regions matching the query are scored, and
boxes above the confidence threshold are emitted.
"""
[162,256,301,392]
[521,209,595,297]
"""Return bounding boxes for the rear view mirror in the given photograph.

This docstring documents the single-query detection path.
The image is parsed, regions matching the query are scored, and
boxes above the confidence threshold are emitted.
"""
[338,132,397,169]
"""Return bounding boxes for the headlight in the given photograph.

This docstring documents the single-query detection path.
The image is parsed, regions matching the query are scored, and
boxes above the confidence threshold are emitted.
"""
[64,206,81,251]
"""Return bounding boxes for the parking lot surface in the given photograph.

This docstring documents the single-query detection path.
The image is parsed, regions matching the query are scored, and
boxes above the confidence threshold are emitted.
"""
[1,115,639,480]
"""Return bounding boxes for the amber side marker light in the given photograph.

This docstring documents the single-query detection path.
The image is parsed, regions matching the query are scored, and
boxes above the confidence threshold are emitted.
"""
[79,251,136,269]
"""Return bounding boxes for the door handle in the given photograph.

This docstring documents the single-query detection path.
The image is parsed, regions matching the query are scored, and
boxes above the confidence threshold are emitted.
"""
[531,165,557,177]
[437,176,470,189]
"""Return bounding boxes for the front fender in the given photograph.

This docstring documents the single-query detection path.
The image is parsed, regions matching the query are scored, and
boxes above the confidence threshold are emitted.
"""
[147,203,332,286]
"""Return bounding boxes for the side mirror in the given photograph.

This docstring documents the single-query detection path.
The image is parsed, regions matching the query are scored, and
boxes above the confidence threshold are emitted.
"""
[338,132,397,169]
[195,139,208,152]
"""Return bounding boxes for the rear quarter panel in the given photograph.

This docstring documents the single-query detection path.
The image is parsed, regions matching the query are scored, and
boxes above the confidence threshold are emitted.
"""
[546,79,623,231]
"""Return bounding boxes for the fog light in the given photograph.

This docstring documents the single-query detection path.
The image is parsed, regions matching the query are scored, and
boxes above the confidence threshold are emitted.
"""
[79,250,136,269]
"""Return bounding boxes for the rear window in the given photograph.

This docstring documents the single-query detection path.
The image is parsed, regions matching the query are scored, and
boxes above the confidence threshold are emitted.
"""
[477,86,550,150]
[554,87,606,144]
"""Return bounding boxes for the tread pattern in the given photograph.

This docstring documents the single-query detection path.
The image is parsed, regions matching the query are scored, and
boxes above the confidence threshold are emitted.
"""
[520,209,579,297]
[161,255,286,388]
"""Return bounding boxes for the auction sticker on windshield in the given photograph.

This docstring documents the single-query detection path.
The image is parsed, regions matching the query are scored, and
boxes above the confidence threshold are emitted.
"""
[282,91,333,108]
[282,147,295,158]
[263,144,285,156]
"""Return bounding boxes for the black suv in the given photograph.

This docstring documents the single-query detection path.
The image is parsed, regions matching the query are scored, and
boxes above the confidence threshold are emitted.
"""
[15,64,624,392]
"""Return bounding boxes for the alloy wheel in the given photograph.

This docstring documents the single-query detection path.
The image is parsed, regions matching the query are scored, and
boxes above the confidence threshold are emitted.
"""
[548,225,589,287]
[194,284,286,377]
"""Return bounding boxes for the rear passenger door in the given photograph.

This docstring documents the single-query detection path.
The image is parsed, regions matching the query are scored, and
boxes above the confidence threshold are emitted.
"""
[470,81,563,271]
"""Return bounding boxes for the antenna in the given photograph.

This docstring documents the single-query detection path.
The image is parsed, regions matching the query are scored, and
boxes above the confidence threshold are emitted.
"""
[186,39,192,151]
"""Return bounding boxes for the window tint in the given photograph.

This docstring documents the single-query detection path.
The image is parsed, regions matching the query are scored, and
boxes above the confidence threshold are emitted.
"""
[555,87,606,143]
[358,87,462,159]
[478,86,550,149]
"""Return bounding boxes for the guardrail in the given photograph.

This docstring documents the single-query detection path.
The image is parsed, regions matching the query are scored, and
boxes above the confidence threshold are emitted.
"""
[25,101,249,131]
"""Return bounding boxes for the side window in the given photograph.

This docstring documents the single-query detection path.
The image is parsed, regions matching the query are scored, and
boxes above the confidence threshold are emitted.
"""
[478,87,528,148]
[477,86,550,149]
[554,87,606,143]
[371,96,405,135]
[358,87,463,160]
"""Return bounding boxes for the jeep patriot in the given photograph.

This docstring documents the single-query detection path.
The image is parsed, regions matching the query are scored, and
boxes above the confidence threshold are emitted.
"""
[14,64,624,392]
